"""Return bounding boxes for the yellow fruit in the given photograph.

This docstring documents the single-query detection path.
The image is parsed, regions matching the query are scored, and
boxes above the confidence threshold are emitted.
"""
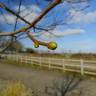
[34,41,39,48]
[47,42,57,50]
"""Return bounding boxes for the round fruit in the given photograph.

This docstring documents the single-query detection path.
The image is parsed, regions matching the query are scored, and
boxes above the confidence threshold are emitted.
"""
[34,41,39,48]
[47,42,57,50]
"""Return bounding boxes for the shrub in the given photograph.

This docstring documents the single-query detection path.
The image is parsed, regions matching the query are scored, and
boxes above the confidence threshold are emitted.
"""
[0,81,33,96]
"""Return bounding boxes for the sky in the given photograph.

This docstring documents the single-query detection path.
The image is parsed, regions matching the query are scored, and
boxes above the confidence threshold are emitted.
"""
[0,0,96,53]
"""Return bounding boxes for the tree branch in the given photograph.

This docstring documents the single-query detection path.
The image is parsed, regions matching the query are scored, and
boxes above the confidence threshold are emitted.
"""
[0,0,62,36]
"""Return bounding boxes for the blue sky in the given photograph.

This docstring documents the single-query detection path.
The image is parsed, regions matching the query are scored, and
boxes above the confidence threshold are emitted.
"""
[0,0,96,53]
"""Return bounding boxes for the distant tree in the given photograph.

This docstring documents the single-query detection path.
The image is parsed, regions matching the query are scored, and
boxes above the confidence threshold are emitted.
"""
[25,48,36,53]
[45,74,83,96]
[6,40,23,53]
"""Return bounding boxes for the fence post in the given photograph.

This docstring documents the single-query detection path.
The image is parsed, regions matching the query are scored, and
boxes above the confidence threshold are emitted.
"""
[39,56,42,66]
[49,58,51,69]
[9,54,11,59]
[80,59,84,75]
[25,56,28,64]
[16,55,18,62]
[20,56,22,64]
[63,59,66,72]
[31,57,33,65]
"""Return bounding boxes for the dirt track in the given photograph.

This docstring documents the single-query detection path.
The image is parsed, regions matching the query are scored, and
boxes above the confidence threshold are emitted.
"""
[0,63,65,96]
[0,63,96,96]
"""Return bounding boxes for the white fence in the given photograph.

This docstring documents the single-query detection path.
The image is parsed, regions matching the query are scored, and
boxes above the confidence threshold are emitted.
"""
[1,54,96,76]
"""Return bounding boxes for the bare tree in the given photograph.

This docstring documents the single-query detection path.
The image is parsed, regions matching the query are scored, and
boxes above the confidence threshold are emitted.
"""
[45,74,83,96]
[0,0,92,52]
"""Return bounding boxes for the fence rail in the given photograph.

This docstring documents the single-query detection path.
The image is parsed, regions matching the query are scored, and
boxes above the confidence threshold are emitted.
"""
[1,54,96,76]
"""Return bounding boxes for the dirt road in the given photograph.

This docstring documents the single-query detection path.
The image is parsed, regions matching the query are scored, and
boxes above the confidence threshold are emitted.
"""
[0,63,65,95]
[0,63,96,96]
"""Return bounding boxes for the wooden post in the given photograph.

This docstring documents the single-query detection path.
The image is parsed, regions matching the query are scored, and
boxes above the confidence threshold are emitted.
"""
[25,56,28,64]
[81,59,84,75]
[20,56,22,64]
[63,59,65,72]
[16,55,18,62]
[49,58,51,69]
[39,56,42,66]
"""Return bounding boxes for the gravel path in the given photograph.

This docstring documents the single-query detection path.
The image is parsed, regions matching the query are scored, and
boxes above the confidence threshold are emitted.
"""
[0,63,96,96]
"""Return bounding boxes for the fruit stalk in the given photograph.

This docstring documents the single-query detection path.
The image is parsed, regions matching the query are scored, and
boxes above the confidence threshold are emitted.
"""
[27,32,57,50]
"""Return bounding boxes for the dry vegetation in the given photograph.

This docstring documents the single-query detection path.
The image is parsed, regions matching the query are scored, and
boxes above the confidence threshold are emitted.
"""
[22,53,96,60]
[0,81,33,96]
[0,60,96,96]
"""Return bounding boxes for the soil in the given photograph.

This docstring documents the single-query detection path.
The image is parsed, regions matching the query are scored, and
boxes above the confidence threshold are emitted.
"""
[0,63,96,96]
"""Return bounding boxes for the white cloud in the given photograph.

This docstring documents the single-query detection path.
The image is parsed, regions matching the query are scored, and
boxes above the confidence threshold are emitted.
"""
[0,14,16,24]
[36,28,85,41]
[15,5,41,23]
[69,9,96,24]
[16,5,41,22]
[50,28,85,37]
[0,4,41,24]
[16,5,41,13]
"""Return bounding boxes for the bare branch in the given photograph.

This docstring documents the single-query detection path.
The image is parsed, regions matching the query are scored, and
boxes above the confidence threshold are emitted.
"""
[0,0,62,36]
